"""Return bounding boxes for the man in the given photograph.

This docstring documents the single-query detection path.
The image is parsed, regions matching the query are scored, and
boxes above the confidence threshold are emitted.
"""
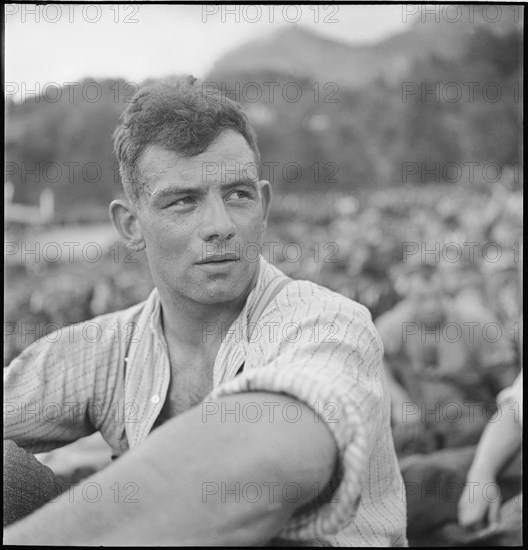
[4,77,406,546]
[377,262,517,455]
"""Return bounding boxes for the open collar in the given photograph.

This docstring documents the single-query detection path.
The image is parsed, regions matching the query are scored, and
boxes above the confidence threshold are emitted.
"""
[124,257,278,447]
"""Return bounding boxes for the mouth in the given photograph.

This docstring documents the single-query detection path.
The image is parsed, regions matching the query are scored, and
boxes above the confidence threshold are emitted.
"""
[196,253,240,265]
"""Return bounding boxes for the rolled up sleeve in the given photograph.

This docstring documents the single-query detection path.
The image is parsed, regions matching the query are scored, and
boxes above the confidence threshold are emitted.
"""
[208,291,387,541]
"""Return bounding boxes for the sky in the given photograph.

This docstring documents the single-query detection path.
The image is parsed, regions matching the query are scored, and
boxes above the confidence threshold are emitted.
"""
[5,3,413,97]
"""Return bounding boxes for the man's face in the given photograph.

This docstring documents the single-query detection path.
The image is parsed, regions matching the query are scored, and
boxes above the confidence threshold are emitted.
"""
[134,130,270,306]
[407,273,446,325]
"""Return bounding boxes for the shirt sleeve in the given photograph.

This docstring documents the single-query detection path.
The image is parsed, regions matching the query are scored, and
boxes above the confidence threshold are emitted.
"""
[4,323,102,454]
[207,286,390,541]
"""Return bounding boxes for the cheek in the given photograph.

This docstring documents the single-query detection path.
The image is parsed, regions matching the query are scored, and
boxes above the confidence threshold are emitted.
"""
[241,223,265,246]
[236,207,266,236]
[143,221,193,260]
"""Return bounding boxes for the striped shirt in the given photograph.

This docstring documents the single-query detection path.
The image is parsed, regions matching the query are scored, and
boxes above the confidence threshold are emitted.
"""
[4,257,407,546]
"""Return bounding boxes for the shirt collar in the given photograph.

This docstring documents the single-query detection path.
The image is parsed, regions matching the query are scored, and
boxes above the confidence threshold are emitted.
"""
[124,256,279,446]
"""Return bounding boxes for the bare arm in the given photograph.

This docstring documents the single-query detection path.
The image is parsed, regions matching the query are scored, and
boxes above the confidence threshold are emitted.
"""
[458,399,521,528]
[4,392,337,545]
[466,402,521,481]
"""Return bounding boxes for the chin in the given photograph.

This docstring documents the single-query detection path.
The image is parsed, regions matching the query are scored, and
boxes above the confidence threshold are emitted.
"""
[169,262,257,305]
[192,287,243,305]
[190,275,246,302]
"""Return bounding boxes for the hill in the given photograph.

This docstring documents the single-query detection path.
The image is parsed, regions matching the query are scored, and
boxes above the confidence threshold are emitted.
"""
[5,15,522,219]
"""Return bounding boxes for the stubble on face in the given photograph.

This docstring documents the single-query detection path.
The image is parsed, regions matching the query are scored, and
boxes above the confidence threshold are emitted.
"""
[133,131,269,308]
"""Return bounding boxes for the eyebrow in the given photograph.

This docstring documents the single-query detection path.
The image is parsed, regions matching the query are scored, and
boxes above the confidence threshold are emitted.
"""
[150,178,259,201]
[220,178,259,193]
[150,186,203,200]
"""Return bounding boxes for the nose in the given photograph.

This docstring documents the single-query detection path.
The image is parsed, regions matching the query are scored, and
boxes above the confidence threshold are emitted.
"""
[198,195,236,242]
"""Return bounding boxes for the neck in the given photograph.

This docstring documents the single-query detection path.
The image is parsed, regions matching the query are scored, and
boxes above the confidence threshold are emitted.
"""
[157,266,261,351]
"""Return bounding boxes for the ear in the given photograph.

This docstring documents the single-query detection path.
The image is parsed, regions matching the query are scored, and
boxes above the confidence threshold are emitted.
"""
[258,180,272,229]
[109,199,146,251]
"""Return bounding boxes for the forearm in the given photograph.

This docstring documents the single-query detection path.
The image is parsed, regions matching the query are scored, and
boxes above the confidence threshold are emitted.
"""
[467,404,521,480]
[5,392,337,545]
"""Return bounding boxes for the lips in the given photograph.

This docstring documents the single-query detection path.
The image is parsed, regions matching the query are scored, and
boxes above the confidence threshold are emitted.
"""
[197,252,240,264]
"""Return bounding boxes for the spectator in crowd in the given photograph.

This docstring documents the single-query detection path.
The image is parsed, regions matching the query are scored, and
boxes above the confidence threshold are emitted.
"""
[376,262,517,456]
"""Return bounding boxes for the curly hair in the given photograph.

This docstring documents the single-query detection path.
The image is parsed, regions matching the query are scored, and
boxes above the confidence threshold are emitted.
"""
[113,75,261,202]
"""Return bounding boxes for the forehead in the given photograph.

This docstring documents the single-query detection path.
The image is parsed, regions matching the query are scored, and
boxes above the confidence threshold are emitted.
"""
[137,130,257,187]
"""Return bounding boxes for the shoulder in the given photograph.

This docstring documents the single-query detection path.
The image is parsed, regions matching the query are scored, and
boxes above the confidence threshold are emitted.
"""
[6,299,148,370]
[257,259,374,327]
[67,299,146,337]
[279,278,373,320]
[262,277,383,355]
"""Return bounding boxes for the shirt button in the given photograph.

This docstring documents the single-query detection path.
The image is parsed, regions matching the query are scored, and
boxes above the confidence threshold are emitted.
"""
[151,395,160,405]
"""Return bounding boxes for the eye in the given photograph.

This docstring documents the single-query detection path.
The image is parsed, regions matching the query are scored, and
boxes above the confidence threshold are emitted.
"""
[226,190,251,201]
[173,196,197,206]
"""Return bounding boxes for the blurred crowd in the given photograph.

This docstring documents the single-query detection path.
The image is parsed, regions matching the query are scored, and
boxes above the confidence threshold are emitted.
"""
[269,178,522,324]
[4,180,523,545]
